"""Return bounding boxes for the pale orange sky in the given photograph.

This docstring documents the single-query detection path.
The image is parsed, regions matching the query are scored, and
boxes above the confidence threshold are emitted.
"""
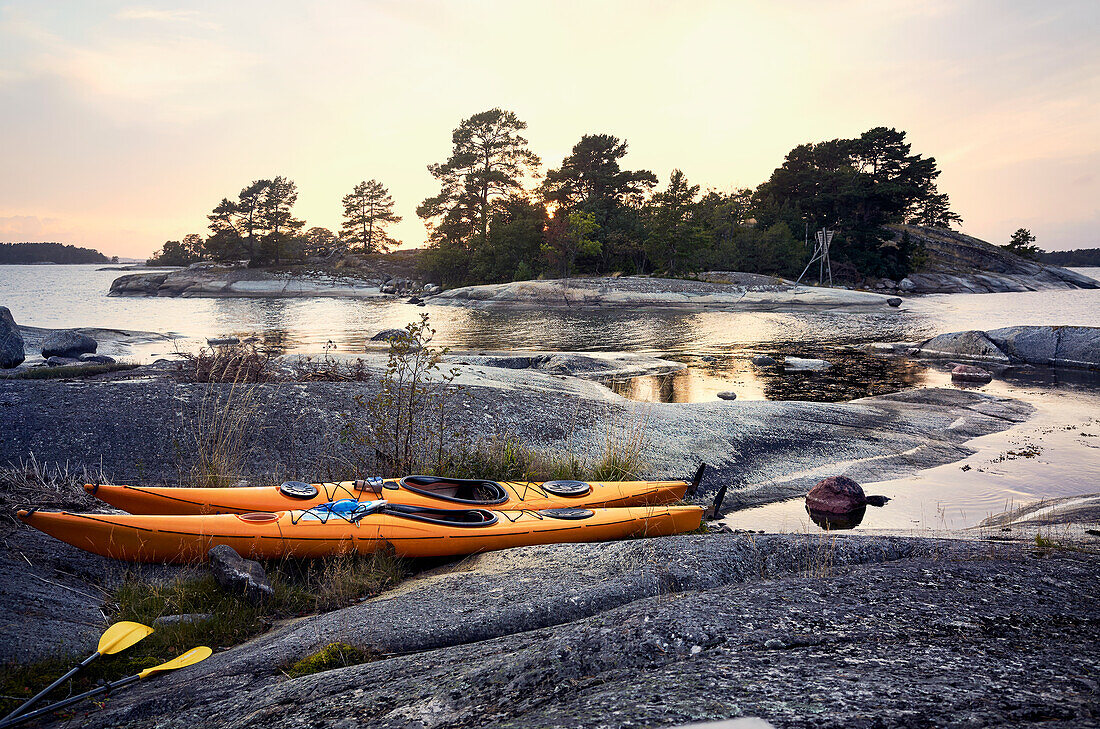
[1,0,1097,257]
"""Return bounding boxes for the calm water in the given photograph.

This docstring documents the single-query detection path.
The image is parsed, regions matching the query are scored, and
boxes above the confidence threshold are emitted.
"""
[3,264,1098,360]
[3,264,1099,531]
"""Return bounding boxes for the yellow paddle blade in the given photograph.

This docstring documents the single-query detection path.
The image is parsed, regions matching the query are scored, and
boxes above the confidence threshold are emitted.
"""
[138,647,212,679]
[97,621,154,655]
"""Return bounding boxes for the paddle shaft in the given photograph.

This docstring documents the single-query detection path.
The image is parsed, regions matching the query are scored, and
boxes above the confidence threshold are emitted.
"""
[0,651,100,723]
[0,673,139,729]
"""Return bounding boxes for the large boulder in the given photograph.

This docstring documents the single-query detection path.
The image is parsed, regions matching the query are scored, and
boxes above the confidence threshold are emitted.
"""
[986,326,1059,365]
[41,330,97,358]
[208,545,274,604]
[1052,326,1100,369]
[0,306,25,368]
[917,330,1010,363]
[986,325,1099,369]
[805,475,866,515]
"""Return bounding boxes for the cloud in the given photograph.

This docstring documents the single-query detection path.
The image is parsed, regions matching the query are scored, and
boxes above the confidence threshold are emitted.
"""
[114,7,220,30]
[0,214,65,240]
[2,5,256,122]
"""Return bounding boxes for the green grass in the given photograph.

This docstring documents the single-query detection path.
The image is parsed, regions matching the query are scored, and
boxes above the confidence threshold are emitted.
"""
[0,551,406,717]
[2,363,139,380]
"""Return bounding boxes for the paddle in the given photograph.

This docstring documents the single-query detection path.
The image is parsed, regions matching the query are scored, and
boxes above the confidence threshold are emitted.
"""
[0,621,154,723]
[0,647,212,729]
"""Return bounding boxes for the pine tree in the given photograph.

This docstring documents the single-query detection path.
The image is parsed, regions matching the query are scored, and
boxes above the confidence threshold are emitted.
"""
[341,180,401,253]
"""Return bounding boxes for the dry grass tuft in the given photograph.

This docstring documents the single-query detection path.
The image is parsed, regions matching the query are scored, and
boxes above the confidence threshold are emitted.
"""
[181,383,259,488]
[178,341,278,383]
[0,454,100,521]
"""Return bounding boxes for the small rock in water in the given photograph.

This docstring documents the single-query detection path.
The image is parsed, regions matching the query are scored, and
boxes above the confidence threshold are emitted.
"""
[407,296,423,304]
[208,545,274,604]
[805,475,866,514]
[0,306,26,369]
[751,355,776,366]
[207,337,241,346]
[951,364,993,384]
[45,356,82,367]
[717,391,737,401]
[887,297,902,307]
[783,356,831,371]
[41,330,97,358]
[370,329,407,342]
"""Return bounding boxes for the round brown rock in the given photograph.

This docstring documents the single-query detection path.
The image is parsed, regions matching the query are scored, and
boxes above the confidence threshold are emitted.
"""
[951,364,993,383]
[805,475,866,515]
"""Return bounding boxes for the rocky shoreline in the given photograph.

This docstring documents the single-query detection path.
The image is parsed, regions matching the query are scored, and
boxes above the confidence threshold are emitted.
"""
[6,526,1098,729]
[3,312,1100,727]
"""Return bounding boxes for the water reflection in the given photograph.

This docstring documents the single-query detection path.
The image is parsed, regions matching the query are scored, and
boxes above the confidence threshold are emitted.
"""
[807,506,866,530]
[609,350,930,403]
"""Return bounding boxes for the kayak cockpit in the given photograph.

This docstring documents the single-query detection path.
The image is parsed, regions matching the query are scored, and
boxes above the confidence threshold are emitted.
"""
[383,503,499,527]
[399,476,509,505]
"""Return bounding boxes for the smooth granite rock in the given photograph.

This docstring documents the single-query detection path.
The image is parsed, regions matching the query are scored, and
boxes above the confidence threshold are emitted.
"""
[40,330,97,358]
[917,330,1010,363]
[60,537,1100,729]
[0,307,26,368]
[783,356,831,371]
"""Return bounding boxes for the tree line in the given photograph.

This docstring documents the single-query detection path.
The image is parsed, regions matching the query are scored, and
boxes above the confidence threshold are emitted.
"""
[1039,247,1100,267]
[151,109,965,284]
[418,111,963,285]
[0,242,112,264]
[150,177,401,266]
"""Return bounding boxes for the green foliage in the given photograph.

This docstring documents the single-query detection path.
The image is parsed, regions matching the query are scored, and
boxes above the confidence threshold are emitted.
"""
[1002,228,1042,260]
[643,169,707,275]
[283,643,373,678]
[0,242,109,264]
[542,210,600,278]
[204,176,305,265]
[341,180,401,253]
[542,134,656,273]
[470,197,547,283]
[703,223,805,278]
[417,108,540,285]
[149,233,204,265]
[753,127,959,279]
[1040,247,1100,266]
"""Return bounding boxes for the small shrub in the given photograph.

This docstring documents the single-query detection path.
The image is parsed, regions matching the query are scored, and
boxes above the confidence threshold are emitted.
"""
[178,342,277,383]
[283,642,374,678]
[293,342,372,382]
[337,314,459,475]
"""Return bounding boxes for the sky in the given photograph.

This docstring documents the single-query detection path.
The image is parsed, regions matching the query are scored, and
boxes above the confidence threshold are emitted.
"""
[0,0,1097,258]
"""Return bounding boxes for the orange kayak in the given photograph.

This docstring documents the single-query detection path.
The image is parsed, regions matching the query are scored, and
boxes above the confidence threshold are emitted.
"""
[17,501,705,563]
[84,468,706,516]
